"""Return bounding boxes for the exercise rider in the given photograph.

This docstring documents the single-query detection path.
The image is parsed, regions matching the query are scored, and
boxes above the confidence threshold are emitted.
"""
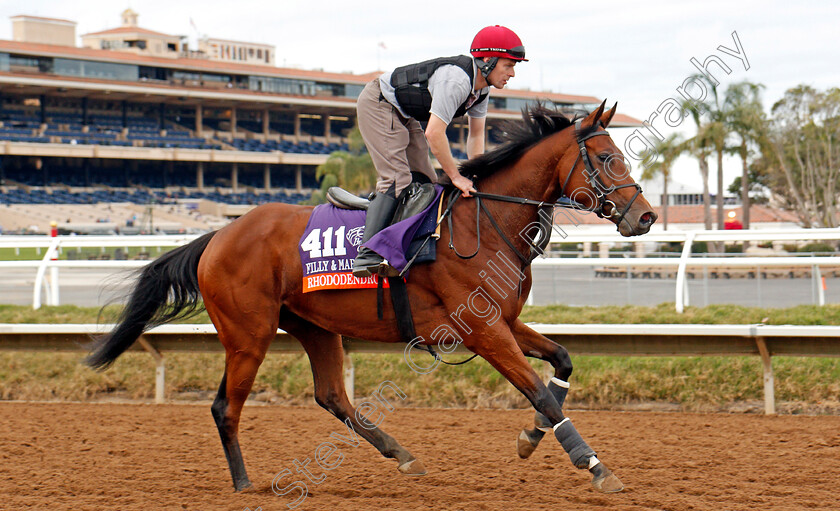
[352,25,527,278]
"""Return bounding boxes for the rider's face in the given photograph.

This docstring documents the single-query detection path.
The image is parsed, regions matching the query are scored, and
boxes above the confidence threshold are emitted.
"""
[486,58,517,89]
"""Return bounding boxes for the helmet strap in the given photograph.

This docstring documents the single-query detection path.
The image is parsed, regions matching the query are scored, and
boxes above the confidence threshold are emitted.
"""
[475,57,498,78]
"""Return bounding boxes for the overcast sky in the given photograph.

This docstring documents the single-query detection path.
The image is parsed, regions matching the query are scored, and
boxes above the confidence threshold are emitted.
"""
[1,0,839,192]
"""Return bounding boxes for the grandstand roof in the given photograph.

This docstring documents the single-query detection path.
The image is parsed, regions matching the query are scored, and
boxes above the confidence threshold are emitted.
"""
[0,39,619,107]
[491,87,598,105]
[81,26,179,39]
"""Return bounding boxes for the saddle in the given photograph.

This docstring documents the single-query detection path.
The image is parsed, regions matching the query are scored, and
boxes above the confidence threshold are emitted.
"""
[327,182,444,352]
[327,182,441,273]
[327,181,439,222]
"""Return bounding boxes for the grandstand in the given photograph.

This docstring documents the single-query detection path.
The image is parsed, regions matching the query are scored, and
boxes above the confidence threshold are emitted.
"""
[0,10,641,234]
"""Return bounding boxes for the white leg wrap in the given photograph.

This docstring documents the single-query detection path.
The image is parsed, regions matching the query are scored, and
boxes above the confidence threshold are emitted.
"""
[550,377,570,388]
[552,417,570,431]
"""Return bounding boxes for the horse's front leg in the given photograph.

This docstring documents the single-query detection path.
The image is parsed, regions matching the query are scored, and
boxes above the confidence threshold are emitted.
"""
[511,319,574,459]
[465,326,623,493]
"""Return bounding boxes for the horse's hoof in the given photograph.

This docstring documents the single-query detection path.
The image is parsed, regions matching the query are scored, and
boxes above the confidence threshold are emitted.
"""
[233,480,254,493]
[590,463,624,493]
[517,429,539,459]
[398,458,427,476]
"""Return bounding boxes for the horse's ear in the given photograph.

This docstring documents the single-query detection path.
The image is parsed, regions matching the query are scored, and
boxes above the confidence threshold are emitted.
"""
[581,99,607,130]
[601,102,618,128]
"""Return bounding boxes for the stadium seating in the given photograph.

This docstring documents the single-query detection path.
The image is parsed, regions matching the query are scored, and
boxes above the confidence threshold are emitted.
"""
[216,137,349,154]
[0,187,311,206]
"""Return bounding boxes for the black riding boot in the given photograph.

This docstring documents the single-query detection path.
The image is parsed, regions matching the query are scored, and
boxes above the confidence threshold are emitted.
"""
[352,190,398,278]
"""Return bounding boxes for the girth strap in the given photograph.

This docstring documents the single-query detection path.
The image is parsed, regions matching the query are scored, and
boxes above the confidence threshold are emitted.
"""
[387,277,417,342]
[378,273,477,365]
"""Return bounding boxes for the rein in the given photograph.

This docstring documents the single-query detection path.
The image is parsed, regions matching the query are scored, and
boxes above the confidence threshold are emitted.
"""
[446,119,645,263]
[416,120,645,366]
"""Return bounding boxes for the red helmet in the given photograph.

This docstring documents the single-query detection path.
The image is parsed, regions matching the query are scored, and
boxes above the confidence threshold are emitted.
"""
[470,25,528,62]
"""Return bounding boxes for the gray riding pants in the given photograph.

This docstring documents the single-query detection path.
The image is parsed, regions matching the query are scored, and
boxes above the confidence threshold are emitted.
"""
[356,79,437,196]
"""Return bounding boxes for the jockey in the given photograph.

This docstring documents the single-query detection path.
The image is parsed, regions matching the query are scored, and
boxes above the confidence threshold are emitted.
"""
[352,25,528,278]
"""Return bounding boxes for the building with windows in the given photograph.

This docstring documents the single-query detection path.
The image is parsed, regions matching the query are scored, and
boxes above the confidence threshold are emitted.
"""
[81,9,185,59]
[0,11,643,233]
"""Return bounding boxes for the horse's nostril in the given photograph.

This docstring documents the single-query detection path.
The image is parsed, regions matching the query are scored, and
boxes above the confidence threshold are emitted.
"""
[639,212,654,226]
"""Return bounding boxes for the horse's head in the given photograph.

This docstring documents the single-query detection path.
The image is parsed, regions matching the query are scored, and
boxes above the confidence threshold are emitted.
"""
[559,100,657,236]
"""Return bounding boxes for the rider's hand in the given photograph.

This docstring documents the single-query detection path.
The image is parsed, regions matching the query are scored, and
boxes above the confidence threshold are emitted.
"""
[452,175,477,198]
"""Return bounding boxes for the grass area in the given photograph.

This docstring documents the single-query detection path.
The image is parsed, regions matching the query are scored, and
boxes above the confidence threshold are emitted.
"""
[4,303,840,325]
[0,303,839,411]
[518,303,840,326]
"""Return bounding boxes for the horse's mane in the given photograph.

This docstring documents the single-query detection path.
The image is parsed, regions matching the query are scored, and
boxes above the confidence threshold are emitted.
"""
[459,102,589,181]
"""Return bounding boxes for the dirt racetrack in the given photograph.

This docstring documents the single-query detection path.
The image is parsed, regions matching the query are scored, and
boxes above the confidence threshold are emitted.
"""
[2,402,839,511]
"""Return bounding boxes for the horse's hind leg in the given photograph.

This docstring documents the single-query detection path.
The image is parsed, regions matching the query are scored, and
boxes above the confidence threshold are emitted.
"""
[511,319,574,459]
[279,311,425,475]
[208,307,278,491]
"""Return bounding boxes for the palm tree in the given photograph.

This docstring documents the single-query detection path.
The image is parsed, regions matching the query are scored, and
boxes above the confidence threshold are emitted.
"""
[723,81,766,229]
[681,98,714,230]
[641,133,683,230]
[308,126,376,204]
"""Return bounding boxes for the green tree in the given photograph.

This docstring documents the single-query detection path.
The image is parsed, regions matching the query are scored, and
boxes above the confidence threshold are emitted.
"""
[724,81,766,228]
[307,126,376,205]
[685,74,731,231]
[768,85,840,227]
[641,133,683,230]
[680,97,715,230]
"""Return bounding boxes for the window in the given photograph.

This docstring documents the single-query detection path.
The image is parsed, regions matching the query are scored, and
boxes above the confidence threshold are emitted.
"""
[9,55,52,73]
[126,40,147,50]
[101,40,127,50]
[248,76,316,95]
[54,58,139,81]
[139,66,168,81]
[489,97,506,109]
[314,82,344,97]
[344,84,365,98]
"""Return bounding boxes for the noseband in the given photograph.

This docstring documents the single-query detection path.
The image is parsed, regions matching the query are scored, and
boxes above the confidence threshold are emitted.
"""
[560,119,642,229]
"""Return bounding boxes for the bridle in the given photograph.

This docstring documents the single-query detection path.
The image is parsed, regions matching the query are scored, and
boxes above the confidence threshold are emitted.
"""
[560,119,642,228]
[443,118,645,267]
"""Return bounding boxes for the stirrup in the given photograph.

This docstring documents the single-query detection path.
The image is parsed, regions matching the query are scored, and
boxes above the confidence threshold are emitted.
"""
[377,260,401,278]
[352,262,380,278]
[352,251,383,278]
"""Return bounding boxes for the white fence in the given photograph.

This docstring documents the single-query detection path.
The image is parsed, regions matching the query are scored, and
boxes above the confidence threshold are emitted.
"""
[0,235,199,309]
[534,228,840,311]
[2,322,838,414]
[0,229,839,311]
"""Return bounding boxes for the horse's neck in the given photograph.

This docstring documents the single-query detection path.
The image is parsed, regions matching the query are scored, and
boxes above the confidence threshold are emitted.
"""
[479,131,572,203]
[466,131,576,261]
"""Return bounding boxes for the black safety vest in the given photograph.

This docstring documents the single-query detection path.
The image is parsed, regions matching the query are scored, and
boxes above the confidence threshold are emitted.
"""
[390,55,488,122]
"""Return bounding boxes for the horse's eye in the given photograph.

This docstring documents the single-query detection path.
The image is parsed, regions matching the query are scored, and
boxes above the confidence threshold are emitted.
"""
[597,153,609,162]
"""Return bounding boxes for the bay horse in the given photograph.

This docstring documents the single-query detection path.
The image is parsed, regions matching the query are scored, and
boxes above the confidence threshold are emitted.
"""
[86,100,656,494]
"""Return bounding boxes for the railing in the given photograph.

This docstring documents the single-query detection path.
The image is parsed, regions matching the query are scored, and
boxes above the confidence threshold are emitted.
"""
[0,235,199,309]
[0,229,838,311]
[535,228,840,311]
[2,322,837,414]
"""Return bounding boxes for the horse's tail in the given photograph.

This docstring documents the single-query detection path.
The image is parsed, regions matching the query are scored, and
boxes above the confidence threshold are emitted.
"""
[85,231,217,370]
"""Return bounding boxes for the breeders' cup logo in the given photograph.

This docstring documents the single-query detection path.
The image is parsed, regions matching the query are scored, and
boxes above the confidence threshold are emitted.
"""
[347,226,365,247]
